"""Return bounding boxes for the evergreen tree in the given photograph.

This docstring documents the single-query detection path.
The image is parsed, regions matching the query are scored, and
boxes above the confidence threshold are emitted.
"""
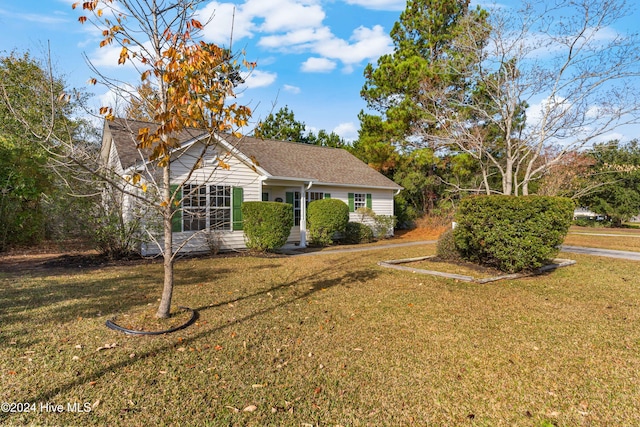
[359,0,487,150]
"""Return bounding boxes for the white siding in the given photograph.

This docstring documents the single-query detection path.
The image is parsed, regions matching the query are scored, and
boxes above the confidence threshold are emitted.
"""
[141,142,262,255]
[139,143,398,255]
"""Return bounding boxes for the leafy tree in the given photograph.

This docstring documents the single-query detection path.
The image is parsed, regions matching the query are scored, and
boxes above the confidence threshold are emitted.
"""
[0,52,87,250]
[72,0,254,318]
[307,129,346,148]
[125,81,159,122]
[580,140,640,226]
[352,0,488,215]
[359,0,487,150]
[419,0,640,196]
[255,106,310,142]
[255,105,346,147]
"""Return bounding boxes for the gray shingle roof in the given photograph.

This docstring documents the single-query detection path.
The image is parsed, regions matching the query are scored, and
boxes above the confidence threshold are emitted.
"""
[105,118,401,190]
[107,118,204,170]
[222,134,401,189]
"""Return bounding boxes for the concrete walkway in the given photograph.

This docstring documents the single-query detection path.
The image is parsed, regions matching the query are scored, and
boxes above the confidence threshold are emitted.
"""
[284,240,640,262]
[282,240,436,256]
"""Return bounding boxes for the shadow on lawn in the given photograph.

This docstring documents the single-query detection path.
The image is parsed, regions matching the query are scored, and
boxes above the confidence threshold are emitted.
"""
[0,254,380,423]
[0,261,249,339]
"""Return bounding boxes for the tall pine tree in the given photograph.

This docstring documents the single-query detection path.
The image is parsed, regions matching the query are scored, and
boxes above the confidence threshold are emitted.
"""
[358,0,488,154]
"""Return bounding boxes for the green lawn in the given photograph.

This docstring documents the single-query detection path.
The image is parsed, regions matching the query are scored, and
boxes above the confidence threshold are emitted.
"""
[1,244,640,426]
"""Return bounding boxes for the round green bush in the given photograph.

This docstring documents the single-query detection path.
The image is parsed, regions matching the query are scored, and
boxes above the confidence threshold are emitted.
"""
[242,202,293,251]
[454,195,574,273]
[344,221,374,244]
[436,228,462,261]
[307,199,349,246]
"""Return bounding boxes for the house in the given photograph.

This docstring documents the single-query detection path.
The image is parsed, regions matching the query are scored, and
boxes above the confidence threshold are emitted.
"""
[100,118,403,255]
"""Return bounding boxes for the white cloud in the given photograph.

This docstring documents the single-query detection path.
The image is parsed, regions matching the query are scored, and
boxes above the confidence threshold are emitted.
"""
[258,27,333,50]
[241,69,277,89]
[0,7,68,24]
[199,1,392,73]
[342,0,405,11]
[243,0,325,33]
[198,2,255,45]
[315,25,392,65]
[283,84,301,94]
[333,122,358,142]
[301,57,336,73]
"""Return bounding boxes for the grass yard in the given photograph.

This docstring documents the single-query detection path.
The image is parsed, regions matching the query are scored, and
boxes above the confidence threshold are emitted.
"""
[1,243,640,426]
[565,226,640,252]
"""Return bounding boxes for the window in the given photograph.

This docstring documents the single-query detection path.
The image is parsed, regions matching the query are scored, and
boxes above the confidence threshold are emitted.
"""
[183,185,207,231]
[307,192,324,203]
[209,185,231,231]
[348,192,372,212]
[293,191,301,226]
[181,184,232,231]
[290,191,325,226]
[354,193,367,210]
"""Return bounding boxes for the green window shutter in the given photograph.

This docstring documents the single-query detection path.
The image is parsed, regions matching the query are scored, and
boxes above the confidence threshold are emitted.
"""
[324,193,331,199]
[348,193,354,212]
[366,193,372,209]
[262,192,269,202]
[170,184,182,232]
[232,187,244,231]
[286,192,294,205]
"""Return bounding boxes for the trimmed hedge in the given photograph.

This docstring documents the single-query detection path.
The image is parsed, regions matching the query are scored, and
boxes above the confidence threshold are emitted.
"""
[454,195,574,273]
[308,199,349,246]
[344,221,374,244]
[242,202,293,251]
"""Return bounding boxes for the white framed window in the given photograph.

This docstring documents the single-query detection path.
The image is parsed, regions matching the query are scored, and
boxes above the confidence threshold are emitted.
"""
[354,193,367,210]
[183,184,207,231]
[182,184,232,231]
[209,185,231,231]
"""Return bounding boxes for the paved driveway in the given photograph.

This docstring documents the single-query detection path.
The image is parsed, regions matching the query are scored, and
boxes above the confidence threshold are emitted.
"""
[560,245,640,261]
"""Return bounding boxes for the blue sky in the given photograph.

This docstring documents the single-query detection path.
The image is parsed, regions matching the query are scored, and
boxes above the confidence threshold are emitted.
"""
[1,0,639,143]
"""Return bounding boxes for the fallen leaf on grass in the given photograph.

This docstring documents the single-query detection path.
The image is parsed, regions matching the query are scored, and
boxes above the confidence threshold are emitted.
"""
[243,405,257,412]
[96,343,118,351]
[177,347,186,352]
[225,406,239,413]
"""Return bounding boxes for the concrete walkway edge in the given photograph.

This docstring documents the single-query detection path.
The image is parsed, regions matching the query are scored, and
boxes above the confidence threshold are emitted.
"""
[283,240,640,262]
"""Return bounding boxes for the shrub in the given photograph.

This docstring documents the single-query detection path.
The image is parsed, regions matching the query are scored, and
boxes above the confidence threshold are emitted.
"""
[344,221,374,244]
[355,207,396,238]
[242,202,293,251]
[436,228,462,261]
[454,195,574,273]
[307,199,349,246]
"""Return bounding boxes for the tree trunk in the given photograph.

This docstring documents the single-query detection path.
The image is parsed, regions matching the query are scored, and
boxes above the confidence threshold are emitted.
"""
[156,166,174,318]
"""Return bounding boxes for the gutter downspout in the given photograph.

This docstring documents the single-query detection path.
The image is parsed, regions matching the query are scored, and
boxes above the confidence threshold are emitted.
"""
[299,181,313,248]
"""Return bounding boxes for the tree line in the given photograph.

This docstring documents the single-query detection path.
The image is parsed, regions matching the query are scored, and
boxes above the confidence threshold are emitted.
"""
[2,0,640,254]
